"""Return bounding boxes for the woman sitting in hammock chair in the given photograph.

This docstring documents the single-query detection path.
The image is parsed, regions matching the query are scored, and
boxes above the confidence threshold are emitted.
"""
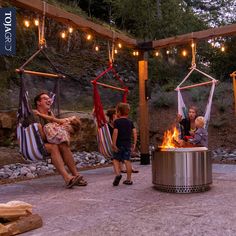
[177,105,198,141]
[178,115,208,147]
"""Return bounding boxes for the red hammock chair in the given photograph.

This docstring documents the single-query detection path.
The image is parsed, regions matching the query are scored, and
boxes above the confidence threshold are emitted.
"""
[92,63,129,158]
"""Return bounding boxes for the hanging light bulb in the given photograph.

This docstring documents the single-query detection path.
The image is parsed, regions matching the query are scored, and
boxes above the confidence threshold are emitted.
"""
[155,51,159,57]
[95,46,99,51]
[114,49,118,54]
[166,50,170,55]
[118,43,122,48]
[191,43,195,48]
[61,32,66,39]
[24,20,30,28]
[221,46,225,52]
[211,42,215,47]
[34,19,39,26]
[182,50,187,57]
[69,27,73,33]
[86,34,92,40]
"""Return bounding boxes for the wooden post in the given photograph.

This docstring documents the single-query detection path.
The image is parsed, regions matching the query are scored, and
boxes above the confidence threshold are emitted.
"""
[138,51,150,165]
[230,72,236,116]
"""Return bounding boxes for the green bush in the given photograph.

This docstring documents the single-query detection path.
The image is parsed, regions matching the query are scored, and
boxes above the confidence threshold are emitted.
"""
[152,92,174,109]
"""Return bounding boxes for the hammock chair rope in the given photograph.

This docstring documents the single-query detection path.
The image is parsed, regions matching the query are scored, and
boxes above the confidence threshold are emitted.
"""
[92,31,129,158]
[16,11,65,161]
[176,40,218,128]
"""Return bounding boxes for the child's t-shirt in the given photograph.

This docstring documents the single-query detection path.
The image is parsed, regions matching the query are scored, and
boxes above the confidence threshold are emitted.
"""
[114,118,135,148]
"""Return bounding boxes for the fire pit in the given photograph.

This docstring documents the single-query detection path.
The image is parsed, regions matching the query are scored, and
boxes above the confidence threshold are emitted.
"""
[152,147,212,193]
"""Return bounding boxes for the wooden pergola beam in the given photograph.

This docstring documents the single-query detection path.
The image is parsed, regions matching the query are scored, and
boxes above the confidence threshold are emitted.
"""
[6,0,137,48]
[6,0,236,50]
[140,23,236,49]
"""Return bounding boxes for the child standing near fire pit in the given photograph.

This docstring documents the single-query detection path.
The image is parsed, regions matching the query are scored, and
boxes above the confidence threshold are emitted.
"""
[112,102,137,186]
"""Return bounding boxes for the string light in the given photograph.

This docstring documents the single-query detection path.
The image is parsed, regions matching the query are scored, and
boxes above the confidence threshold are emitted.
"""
[191,43,195,48]
[182,50,187,57]
[114,49,118,54]
[221,46,225,52]
[95,46,99,51]
[118,43,122,48]
[61,32,66,39]
[86,34,92,40]
[69,27,73,33]
[133,51,139,56]
[166,50,170,55]
[34,19,39,26]
[24,20,30,28]
[155,51,159,57]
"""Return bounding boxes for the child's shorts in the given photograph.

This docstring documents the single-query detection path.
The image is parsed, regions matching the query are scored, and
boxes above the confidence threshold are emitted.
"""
[113,146,131,162]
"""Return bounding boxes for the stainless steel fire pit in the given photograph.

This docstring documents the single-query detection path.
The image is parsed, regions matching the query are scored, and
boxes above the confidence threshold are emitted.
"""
[152,147,212,193]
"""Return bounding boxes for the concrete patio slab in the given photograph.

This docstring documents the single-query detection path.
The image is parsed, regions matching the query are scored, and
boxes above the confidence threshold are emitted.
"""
[0,163,236,236]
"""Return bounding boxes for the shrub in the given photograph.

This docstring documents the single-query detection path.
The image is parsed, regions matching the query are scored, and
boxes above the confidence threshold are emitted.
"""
[152,92,175,109]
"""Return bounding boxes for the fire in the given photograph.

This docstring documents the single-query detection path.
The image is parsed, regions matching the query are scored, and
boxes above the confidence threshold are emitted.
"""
[161,127,180,148]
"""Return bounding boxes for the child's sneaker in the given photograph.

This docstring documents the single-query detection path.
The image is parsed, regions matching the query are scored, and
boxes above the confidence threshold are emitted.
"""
[113,175,122,186]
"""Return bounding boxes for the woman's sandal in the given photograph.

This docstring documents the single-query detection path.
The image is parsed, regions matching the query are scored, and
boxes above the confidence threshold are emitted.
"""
[123,180,133,185]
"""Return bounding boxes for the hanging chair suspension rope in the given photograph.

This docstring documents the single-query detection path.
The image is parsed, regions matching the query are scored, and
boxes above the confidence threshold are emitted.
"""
[39,1,46,46]
[176,40,218,90]
[191,38,196,68]
[19,47,43,70]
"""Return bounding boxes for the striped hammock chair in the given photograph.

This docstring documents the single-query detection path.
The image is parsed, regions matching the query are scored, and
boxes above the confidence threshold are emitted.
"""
[17,73,48,161]
[16,46,63,161]
[92,63,129,158]
[176,65,218,129]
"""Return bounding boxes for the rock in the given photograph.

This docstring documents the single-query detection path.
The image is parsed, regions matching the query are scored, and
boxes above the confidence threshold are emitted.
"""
[0,151,111,181]
[20,167,31,176]
[26,173,35,178]
[0,114,13,128]
[29,165,36,172]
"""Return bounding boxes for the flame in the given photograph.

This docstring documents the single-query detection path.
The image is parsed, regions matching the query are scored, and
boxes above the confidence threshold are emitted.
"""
[161,127,180,148]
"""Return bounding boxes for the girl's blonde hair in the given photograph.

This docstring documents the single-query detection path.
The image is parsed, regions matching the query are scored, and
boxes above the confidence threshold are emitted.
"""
[195,116,205,128]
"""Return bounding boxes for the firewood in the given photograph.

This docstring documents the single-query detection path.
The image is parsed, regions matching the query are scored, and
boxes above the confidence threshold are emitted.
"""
[4,214,43,235]
[0,223,10,236]
[0,201,32,220]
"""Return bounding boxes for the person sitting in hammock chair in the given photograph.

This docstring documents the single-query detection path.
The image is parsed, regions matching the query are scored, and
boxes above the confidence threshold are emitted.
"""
[33,111,80,146]
[179,116,208,147]
[33,92,87,188]
[177,106,198,141]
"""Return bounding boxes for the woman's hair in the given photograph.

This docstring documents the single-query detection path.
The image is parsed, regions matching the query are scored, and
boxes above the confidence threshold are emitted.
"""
[116,102,130,116]
[189,106,198,114]
[106,108,116,121]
